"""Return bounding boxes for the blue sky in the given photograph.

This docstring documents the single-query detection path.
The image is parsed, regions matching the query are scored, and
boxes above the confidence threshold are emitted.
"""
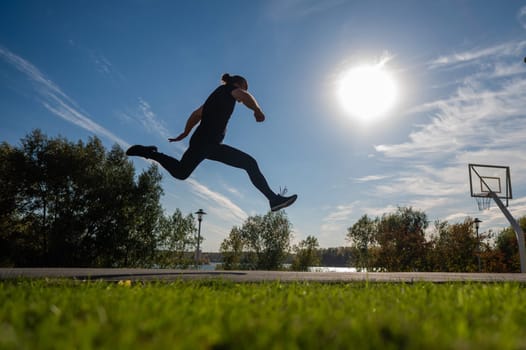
[1,1,526,251]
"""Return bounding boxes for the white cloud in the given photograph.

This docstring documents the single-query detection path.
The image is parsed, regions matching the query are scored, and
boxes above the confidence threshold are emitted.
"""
[362,205,400,218]
[443,211,471,222]
[353,174,391,183]
[267,0,345,20]
[407,197,455,212]
[120,98,171,140]
[137,98,171,139]
[519,6,526,30]
[373,175,460,198]
[67,40,119,78]
[186,178,248,223]
[119,98,187,154]
[43,98,129,148]
[376,77,526,160]
[222,183,244,198]
[324,203,356,222]
[319,203,356,242]
[491,62,526,78]
[427,40,526,69]
[0,46,67,100]
[90,52,113,75]
[0,45,128,148]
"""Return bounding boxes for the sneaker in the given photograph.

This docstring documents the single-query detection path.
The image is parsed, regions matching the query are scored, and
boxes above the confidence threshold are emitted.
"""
[270,187,298,212]
[126,145,158,158]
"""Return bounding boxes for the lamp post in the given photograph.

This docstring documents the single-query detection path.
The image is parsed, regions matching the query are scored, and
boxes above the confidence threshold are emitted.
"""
[194,209,206,268]
[474,218,482,272]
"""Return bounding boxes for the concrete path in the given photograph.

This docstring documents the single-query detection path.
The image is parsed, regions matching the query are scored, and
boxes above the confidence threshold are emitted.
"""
[1,268,525,283]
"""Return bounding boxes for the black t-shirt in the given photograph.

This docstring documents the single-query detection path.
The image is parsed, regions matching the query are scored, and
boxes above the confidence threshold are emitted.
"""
[192,84,237,144]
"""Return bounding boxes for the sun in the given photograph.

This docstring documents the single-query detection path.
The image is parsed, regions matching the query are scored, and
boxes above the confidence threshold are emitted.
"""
[337,64,398,123]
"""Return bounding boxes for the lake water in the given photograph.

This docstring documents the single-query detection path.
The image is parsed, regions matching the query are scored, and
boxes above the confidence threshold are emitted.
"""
[199,263,358,273]
[308,266,358,273]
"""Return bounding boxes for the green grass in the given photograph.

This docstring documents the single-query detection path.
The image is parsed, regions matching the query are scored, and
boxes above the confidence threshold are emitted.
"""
[1,279,525,350]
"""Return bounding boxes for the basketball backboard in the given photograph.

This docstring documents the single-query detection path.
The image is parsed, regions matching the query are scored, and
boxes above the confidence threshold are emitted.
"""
[468,163,512,201]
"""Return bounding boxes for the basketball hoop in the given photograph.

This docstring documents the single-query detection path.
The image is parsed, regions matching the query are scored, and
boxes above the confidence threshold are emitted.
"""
[475,194,491,211]
[469,164,511,210]
[468,163,526,273]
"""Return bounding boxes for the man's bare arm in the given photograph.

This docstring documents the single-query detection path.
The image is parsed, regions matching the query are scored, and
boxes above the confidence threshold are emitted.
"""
[169,106,203,142]
[231,88,266,122]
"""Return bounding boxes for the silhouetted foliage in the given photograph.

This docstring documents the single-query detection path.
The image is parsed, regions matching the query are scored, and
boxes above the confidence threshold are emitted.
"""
[291,235,320,271]
[220,227,246,270]
[0,129,164,267]
[346,207,429,271]
[318,247,354,267]
[344,206,526,273]
[428,219,481,272]
[494,217,526,272]
[374,207,429,271]
[156,209,197,268]
[347,215,377,271]
[220,211,292,270]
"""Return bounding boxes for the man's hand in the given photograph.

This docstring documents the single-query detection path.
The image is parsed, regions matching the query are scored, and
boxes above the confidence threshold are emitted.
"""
[254,109,265,122]
[169,132,188,142]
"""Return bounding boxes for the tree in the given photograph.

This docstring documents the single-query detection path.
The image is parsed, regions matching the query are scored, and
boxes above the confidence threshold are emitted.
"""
[245,211,293,270]
[374,207,429,271]
[346,215,377,271]
[291,235,320,271]
[220,227,246,270]
[494,216,526,272]
[0,141,23,266]
[156,209,197,268]
[318,247,354,267]
[220,211,293,270]
[0,129,164,267]
[429,219,481,272]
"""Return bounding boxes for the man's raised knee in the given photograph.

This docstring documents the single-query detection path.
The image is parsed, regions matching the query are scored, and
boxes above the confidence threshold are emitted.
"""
[171,170,191,180]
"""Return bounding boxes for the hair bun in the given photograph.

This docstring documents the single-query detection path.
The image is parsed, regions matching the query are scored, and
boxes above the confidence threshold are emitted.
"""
[221,73,231,84]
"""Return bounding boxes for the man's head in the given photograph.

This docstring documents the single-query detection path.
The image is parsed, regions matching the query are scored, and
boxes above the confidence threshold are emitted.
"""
[222,73,248,90]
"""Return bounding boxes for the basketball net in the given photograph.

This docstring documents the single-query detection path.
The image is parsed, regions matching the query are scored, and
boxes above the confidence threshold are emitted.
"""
[475,194,492,211]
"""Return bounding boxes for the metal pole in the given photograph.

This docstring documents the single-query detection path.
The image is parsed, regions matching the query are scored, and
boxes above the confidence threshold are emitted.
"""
[489,192,526,273]
[474,218,481,272]
[196,218,202,268]
[194,209,206,269]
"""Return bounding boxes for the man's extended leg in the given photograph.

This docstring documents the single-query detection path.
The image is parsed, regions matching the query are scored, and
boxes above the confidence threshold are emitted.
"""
[207,144,297,210]
[126,144,204,180]
[207,144,275,199]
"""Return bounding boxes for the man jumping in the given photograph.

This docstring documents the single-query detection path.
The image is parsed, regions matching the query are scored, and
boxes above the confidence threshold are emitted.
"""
[126,73,297,212]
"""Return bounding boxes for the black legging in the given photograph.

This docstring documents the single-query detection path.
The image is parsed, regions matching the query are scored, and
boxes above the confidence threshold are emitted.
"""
[148,142,276,201]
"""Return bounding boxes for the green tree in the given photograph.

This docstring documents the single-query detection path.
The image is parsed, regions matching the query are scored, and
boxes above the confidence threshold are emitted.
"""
[220,226,246,270]
[246,211,292,270]
[346,215,377,271]
[0,129,164,267]
[291,235,320,271]
[494,216,526,272]
[126,163,164,267]
[156,209,197,268]
[429,219,481,272]
[0,141,24,266]
[220,211,293,270]
[318,247,354,267]
[374,207,429,271]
